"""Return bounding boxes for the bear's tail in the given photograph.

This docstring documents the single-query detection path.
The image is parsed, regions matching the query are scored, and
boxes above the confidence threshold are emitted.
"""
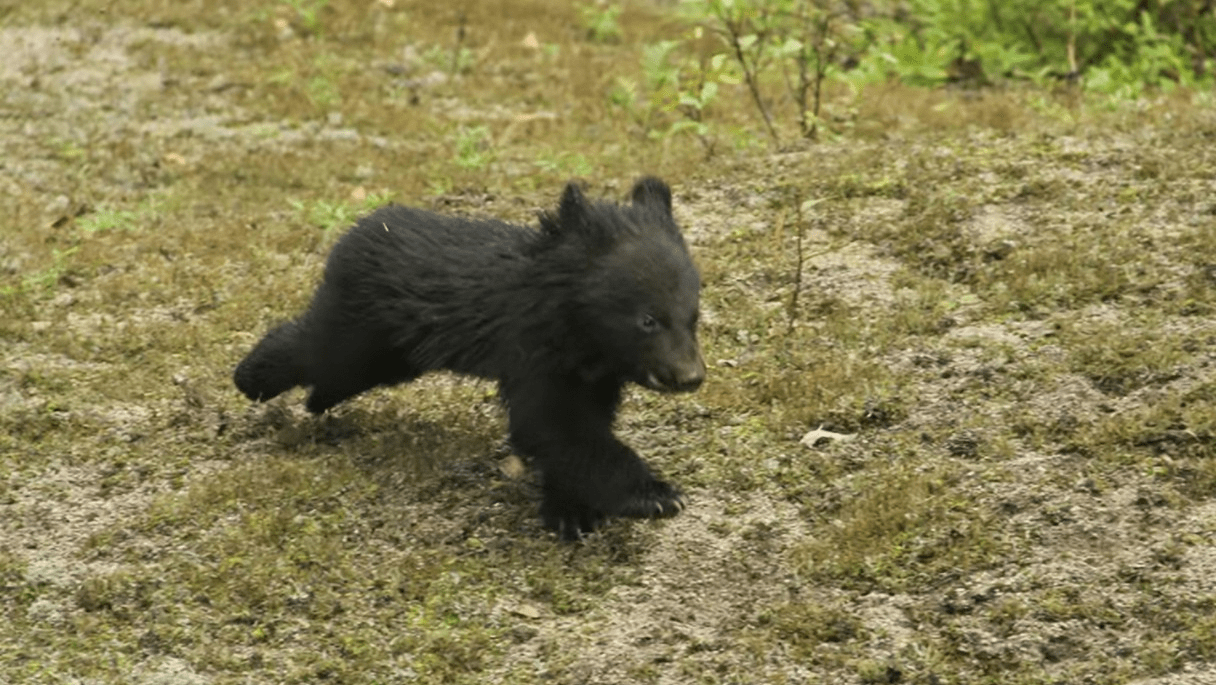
[233,320,308,402]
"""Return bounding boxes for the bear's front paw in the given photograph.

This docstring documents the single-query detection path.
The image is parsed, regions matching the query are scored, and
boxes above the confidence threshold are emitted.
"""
[540,478,685,541]
[614,478,685,520]
[540,498,606,541]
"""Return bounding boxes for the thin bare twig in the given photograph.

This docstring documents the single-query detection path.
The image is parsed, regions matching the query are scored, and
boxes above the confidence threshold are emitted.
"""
[718,16,780,143]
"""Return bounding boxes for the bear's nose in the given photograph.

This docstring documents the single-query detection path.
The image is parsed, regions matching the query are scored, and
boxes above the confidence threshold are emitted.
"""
[671,355,705,392]
[672,374,703,392]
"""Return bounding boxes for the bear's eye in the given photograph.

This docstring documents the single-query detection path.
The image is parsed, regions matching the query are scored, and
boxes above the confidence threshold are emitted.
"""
[639,314,660,334]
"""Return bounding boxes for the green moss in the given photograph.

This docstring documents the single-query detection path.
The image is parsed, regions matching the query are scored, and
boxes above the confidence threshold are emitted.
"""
[3,1,1216,683]
[794,463,1007,591]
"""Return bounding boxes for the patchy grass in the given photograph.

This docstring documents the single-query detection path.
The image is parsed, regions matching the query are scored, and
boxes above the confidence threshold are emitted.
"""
[2,1,1216,684]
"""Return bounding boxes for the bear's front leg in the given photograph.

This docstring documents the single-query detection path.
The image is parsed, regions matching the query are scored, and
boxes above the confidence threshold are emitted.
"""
[534,435,685,540]
[504,375,685,540]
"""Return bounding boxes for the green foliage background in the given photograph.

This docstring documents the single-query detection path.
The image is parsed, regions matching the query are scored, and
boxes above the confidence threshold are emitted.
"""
[641,0,1213,142]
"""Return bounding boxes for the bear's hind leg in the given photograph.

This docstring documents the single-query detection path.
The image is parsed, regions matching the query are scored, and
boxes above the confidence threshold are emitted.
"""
[234,320,308,402]
[305,338,422,414]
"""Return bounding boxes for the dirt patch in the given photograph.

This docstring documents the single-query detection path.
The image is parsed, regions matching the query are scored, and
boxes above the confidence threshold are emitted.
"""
[3,4,1216,685]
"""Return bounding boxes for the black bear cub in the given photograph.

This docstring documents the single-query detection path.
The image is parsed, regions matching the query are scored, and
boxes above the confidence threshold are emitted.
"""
[234,177,705,539]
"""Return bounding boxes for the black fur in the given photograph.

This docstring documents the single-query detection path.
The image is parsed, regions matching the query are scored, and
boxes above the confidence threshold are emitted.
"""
[234,177,705,539]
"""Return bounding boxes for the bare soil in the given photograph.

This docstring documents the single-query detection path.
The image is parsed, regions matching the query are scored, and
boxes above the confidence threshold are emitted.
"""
[2,6,1215,685]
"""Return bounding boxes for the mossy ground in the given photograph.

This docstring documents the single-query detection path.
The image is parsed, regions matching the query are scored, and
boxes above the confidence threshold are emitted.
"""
[2,1,1215,683]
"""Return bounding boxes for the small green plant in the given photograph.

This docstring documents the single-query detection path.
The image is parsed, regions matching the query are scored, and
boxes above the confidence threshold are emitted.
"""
[427,177,453,196]
[771,0,844,139]
[77,208,140,234]
[21,247,79,295]
[306,75,340,107]
[677,0,863,142]
[1084,10,1199,97]
[420,14,475,77]
[665,53,721,144]
[308,53,343,108]
[534,151,593,177]
[630,37,731,153]
[267,54,344,110]
[51,138,86,161]
[290,198,355,231]
[289,191,394,235]
[77,195,164,234]
[682,0,780,140]
[422,44,476,75]
[579,2,623,43]
[454,125,493,170]
[639,39,680,111]
[281,0,329,37]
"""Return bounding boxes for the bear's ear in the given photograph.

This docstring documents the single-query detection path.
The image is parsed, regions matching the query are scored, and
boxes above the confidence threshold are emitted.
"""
[630,177,673,216]
[558,181,590,230]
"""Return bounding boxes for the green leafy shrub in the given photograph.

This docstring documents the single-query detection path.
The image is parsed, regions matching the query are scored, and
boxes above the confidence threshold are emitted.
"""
[665,0,1214,142]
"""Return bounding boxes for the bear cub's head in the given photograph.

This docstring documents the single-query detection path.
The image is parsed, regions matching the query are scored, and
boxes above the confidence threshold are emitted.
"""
[545,177,706,394]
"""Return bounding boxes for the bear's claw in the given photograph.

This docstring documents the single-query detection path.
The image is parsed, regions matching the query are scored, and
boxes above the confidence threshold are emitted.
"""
[616,479,685,520]
[541,500,605,541]
[541,479,686,541]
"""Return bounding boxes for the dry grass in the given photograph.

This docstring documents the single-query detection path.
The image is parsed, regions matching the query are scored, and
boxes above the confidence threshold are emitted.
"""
[2,1,1216,684]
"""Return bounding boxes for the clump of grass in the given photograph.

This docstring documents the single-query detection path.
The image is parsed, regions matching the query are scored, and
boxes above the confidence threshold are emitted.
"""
[718,599,874,680]
[77,208,141,234]
[454,124,493,170]
[975,230,1149,314]
[0,247,79,298]
[1071,380,1216,495]
[578,1,623,43]
[793,463,1005,591]
[1061,316,1193,396]
[281,0,330,37]
[879,187,977,283]
[289,189,394,236]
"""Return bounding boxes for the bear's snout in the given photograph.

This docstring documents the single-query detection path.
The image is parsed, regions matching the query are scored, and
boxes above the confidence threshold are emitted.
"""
[647,351,705,393]
[671,355,706,392]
